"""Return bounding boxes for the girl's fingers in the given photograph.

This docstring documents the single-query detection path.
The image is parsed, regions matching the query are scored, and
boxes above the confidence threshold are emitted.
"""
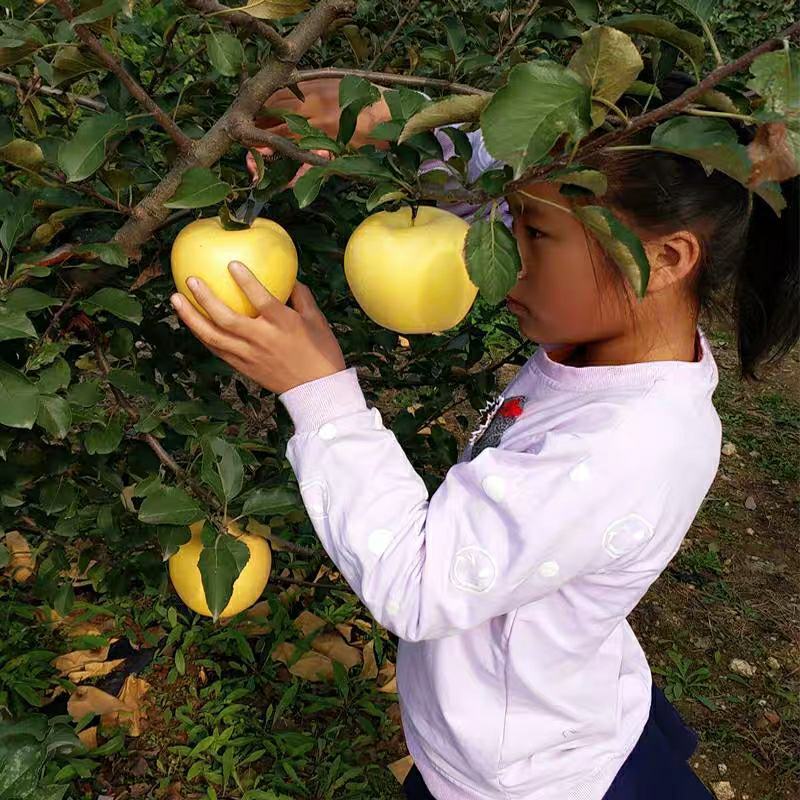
[184,276,251,334]
[227,261,287,324]
[170,294,245,355]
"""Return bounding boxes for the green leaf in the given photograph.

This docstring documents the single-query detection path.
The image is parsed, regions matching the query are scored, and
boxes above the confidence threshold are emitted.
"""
[575,205,650,297]
[442,127,474,163]
[71,0,125,25]
[568,0,598,23]
[0,543,8,568]
[292,167,327,209]
[39,479,76,514]
[201,437,244,503]
[198,530,251,620]
[748,49,800,115]
[235,0,309,20]
[133,474,162,498]
[481,61,592,175]
[0,139,45,170]
[398,95,489,144]
[6,289,60,313]
[672,0,717,24]
[54,583,75,617]
[37,395,72,439]
[0,306,36,342]
[606,14,705,68]
[0,362,39,429]
[550,166,608,196]
[81,288,143,324]
[442,15,466,54]
[158,525,192,560]
[568,26,643,127]
[324,156,394,181]
[384,88,428,121]
[36,358,71,394]
[241,486,300,516]
[57,112,127,182]
[464,215,521,305]
[164,167,231,209]
[205,31,244,77]
[108,368,159,398]
[72,242,128,267]
[174,648,185,676]
[67,380,102,407]
[366,182,406,212]
[338,76,381,145]
[50,45,103,86]
[84,414,125,454]
[139,487,203,526]
[0,193,35,254]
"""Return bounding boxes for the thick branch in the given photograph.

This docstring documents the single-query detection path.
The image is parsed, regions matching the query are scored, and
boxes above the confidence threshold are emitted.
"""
[507,19,800,193]
[496,1,540,61]
[291,68,490,96]
[51,0,193,153]
[232,122,333,166]
[0,72,107,112]
[112,0,355,256]
[183,0,287,55]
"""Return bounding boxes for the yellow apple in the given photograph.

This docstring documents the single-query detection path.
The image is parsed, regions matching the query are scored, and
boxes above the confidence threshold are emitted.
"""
[168,521,272,619]
[171,217,298,318]
[343,205,478,334]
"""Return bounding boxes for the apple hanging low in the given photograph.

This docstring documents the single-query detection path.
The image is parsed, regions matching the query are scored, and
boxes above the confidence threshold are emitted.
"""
[344,206,478,334]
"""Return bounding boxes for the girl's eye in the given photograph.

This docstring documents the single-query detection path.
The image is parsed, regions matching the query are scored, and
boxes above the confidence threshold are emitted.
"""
[526,225,544,240]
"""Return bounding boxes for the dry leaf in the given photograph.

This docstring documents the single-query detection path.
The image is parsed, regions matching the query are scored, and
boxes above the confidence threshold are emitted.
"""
[352,618,374,634]
[237,0,309,20]
[78,726,98,750]
[398,336,411,348]
[387,702,402,726]
[129,262,164,291]
[120,485,137,513]
[335,623,353,641]
[68,686,128,721]
[377,676,398,694]
[377,659,397,693]
[102,675,151,737]
[68,658,126,684]
[52,646,110,676]
[231,600,273,637]
[4,531,35,583]
[272,642,334,682]
[311,632,362,669]
[293,610,326,638]
[748,122,800,186]
[360,640,379,680]
[388,754,414,784]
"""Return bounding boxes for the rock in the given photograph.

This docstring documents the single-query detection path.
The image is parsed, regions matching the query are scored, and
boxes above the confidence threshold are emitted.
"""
[745,527,754,535]
[712,781,735,800]
[744,495,757,510]
[721,442,737,456]
[763,709,780,726]
[748,450,759,458]
[766,656,781,671]
[729,658,757,678]
[718,763,728,776]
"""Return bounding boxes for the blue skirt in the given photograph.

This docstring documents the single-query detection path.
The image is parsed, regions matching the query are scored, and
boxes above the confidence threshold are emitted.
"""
[402,684,714,799]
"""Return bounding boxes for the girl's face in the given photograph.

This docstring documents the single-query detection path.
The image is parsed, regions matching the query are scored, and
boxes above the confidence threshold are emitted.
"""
[506,181,632,346]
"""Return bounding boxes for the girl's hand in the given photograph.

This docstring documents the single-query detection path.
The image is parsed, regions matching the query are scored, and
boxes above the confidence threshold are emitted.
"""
[170,261,347,395]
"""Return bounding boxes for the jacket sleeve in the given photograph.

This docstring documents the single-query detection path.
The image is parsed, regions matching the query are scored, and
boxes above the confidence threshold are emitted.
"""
[278,368,667,642]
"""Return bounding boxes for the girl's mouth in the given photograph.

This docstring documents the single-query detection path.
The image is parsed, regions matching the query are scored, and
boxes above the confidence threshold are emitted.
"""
[506,297,526,314]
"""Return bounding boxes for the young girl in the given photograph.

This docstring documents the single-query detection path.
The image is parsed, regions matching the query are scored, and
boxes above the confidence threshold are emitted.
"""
[170,75,799,800]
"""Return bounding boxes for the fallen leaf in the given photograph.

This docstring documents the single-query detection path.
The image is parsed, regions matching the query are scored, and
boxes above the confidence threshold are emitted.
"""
[388,754,414,784]
[748,122,799,186]
[120,485,137,513]
[335,623,353,641]
[68,686,128,720]
[294,610,327,638]
[4,531,35,582]
[387,702,402,726]
[52,646,110,676]
[78,726,98,750]
[377,659,397,693]
[377,676,398,694]
[68,658,126,684]
[102,675,151,736]
[130,262,164,291]
[231,599,273,636]
[272,642,334,682]
[360,640,379,680]
[311,632,362,669]
[398,336,411,348]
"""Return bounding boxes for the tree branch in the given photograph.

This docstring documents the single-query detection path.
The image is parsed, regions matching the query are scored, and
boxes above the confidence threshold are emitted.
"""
[0,71,106,112]
[290,68,490,96]
[51,0,194,153]
[112,0,355,257]
[496,1,540,62]
[231,122,334,166]
[507,19,800,193]
[366,0,422,70]
[182,0,288,56]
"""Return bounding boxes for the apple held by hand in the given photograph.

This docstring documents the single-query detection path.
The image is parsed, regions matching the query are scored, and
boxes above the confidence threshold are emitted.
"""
[171,217,298,317]
[169,521,272,619]
[344,206,478,334]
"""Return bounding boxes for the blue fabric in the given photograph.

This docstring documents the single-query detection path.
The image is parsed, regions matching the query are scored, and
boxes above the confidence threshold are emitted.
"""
[402,684,714,800]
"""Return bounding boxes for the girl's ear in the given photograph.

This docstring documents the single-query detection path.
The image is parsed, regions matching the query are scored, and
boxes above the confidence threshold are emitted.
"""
[643,230,702,294]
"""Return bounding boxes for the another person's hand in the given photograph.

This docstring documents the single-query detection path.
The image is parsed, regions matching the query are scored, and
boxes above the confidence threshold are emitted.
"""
[246,77,392,183]
[170,261,347,395]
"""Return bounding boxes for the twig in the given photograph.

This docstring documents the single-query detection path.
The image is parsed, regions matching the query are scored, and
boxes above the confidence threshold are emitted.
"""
[0,72,107,112]
[230,121,333,166]
[366,0,422,70]
[44,168,131,214]
[263,532,318,559]
[291,68,490,96]
[507,19,800,193]
[42,285,82,341]
[270,574,344,591]
[51,0,194,153]
[183,0,288,56]
[496,1,540,61]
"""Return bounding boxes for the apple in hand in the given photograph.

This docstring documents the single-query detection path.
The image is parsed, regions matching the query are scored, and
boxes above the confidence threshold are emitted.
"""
[171,217,298,317]
[344,206,478,334]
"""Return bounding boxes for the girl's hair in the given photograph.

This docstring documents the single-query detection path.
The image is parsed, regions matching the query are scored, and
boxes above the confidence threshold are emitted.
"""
[583,71,800,379]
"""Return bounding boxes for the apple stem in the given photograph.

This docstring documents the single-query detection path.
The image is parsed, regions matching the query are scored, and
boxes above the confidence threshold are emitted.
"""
[410,203,419,226]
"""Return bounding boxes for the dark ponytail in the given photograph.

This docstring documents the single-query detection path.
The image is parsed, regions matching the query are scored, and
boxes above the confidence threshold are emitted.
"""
[736,176,800,378]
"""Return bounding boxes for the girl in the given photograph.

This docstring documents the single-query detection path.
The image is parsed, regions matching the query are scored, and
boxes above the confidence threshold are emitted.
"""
[169,75,799,799]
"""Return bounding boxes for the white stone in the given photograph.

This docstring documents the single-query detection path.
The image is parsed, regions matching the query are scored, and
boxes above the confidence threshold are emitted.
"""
[766,656,781,671]
[450,547,497,593]
[481,474,506,502]
[729,658,757,678]
[744,495,757,510]
[569,461,591,482]
[318,422,338,441]
[721,442,737,456]
[538,560,560,579]
[712,781,735,800]
[299,479,329,519]
[718,763,728,776]
[368,528,394,556]
[603,514,654,557]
